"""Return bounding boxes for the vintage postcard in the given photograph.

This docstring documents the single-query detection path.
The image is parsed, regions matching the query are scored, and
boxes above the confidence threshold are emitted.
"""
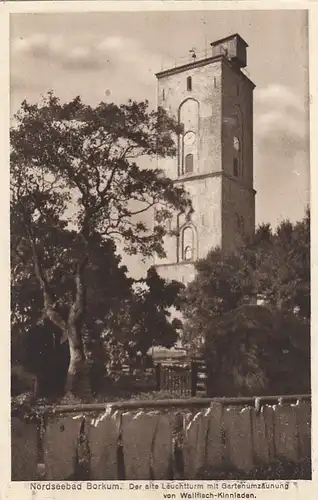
[1,1,317,499]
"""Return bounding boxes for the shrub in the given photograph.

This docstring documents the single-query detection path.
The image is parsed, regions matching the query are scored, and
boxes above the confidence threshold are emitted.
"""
[203,305,310,397]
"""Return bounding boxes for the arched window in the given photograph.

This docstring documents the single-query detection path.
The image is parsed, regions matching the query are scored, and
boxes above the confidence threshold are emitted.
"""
[185,153,194,174]
[233,106,244,178]
[181,225,195,262]
[233,136,240,177]
[179,99,199,131]
[184,246,193,261]
[178,98,199,177]
[187,76,192,91]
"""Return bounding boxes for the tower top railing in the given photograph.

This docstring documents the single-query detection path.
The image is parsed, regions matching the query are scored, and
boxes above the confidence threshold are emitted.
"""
[159,48,212,72]
[158,48,251,79]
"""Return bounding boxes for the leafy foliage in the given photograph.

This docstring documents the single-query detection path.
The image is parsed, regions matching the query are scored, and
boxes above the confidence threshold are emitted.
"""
[11,233,130,396]
[102,267,184,372]
[182,210,310,351]
[11,92,190,397]
[181,211,310,396]
[12,232,184,397]
[203,305,310,397]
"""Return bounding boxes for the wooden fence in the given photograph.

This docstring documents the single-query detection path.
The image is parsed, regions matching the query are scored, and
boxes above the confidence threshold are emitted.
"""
[110,361,206,397]
[12,395,311,481]
[159,365,193,396]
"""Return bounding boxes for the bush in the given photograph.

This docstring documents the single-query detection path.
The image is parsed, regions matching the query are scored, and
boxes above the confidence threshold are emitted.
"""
[11,365,36,396]
[203,305,310,397]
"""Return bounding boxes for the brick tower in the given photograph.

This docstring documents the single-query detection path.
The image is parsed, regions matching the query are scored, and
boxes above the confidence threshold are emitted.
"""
[154,34,256,284]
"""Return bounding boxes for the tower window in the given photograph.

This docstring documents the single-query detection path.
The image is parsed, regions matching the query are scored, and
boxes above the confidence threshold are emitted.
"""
[233,136,240,151]
[185,153,194,174]
[181,225,195,262]
[233,157,239,177]
[187,76,192,91]
[162,88,165,100]
[184,246,193,261]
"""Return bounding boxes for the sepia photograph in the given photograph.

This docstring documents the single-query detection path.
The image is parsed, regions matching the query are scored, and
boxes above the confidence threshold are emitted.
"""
[9,6,311,484]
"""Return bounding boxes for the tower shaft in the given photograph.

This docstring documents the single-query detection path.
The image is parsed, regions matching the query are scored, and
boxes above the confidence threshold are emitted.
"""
[155,34,256,284]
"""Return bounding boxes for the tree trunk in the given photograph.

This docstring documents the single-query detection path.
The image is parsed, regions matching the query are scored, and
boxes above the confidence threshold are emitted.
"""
[65,329,92,401]
[64,253,91,401]
[25,217,92,400]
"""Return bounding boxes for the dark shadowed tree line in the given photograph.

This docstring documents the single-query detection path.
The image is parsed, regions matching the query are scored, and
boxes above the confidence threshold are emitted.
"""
[181,211,310,396]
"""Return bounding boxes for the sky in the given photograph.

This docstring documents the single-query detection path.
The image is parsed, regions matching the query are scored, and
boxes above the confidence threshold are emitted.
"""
[10,9,309,273]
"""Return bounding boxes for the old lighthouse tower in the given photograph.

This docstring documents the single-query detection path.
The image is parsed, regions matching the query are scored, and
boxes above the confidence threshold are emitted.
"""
[154,34,256,284]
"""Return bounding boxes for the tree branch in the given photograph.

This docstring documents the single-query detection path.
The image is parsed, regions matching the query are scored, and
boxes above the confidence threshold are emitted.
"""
[98,146,133,199]
[130,201,156,216]
[22,207,68,342]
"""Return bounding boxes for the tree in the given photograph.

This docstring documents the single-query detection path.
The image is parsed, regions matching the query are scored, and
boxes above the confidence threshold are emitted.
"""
[273,210,310,317]
[203,305,310,397]
[250,210,310,318]
[131,266,184,356]
[11,92,191,398]
[12,237,183,397]
[11,231,131,397]
[182,210,310,351]
[101,266,184,371]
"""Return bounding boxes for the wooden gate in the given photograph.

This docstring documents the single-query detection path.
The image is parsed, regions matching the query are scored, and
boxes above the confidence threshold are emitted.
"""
[159,366,192,396]
[154,359,207,397]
